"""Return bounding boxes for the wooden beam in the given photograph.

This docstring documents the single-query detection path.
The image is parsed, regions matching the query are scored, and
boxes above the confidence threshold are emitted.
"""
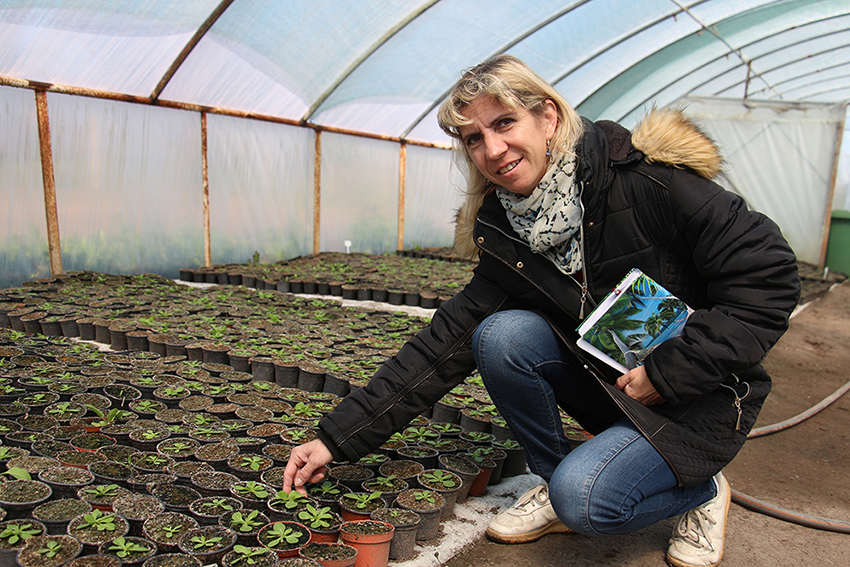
[398,142,407,251]
[0,76,451,150]
[201,112,212,267]
[819,103,848,269]
[34,91,62,276]
[313,130,322,254]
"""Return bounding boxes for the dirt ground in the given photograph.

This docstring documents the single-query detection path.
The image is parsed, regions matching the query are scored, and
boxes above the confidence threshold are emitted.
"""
[443,275,850,566]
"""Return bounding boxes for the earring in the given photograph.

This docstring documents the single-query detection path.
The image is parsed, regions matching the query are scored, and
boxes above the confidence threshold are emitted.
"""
[546,139,552,158]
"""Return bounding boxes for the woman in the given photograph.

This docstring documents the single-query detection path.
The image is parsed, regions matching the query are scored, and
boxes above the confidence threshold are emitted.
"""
[283,55,800,567]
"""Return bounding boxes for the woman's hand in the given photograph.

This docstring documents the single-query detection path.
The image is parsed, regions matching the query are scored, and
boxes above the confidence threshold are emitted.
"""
[282,439,334,494]
[615,366,665,406]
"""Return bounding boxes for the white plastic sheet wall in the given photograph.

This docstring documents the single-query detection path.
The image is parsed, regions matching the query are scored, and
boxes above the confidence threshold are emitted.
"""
[0,86,47,288]
[207,114,314,265]
[403,145,466,250]
[320,133,399,255]
[680,97,846,265]
[49,93,205,277]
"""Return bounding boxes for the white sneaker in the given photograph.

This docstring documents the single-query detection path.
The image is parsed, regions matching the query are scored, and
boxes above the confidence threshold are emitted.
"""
[485,483,573,544]
[666,472,731,567]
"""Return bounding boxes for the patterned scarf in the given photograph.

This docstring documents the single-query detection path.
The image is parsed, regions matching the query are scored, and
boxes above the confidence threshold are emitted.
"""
[497,154,583,275]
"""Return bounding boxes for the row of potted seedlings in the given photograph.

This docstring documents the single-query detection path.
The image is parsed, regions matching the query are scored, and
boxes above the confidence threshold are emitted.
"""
[0,331,532,567]
[180,251,475,308]
[0,262,592,565]
[0,268,548,434]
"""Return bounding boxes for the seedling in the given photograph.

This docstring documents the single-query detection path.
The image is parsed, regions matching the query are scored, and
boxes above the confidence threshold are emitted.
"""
[290,402,320,419]
[139,455,168,467]
[194,414,216,425]
[264,523,304,547]
[160,525,183,539]
[239,456,266,471]
[414,490,436,504]
[190,534,223,549]
[85,405,124,426]
[309,481,342,497]
[206,498,234,511]
[140,429,163,440]
[229,510,264,533]
[46,402,82,416]
[342,491,383,510]
[366,475,400,490]
[357,453,387,465]
[77,509,117,532]
[269,490,309,510]
[2,467,32,481]
[297,505,335,529]
[233,482,269,499]
[0,521,43,545]
[402,426,439,443]
[108,536,151,558]
[287,430,310,442]
[37,541,62,557]
[159,386,186,397]
[466,431,493,441]
[83,484,120,500]
[420,470,458,489]
[161,441,193,454]
[130,400,159,413]
[231,545,270,565]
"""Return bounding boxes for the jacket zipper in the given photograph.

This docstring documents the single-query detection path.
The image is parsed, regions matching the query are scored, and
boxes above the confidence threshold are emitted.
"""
[719,373,750,431]
[577,184,590,319]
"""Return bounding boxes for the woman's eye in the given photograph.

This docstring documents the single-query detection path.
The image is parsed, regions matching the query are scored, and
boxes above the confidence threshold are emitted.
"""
[498,117,515,128]
[464,134,481,147]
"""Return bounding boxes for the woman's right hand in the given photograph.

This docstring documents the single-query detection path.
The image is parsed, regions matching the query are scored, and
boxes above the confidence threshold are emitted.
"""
[282,438,334,494]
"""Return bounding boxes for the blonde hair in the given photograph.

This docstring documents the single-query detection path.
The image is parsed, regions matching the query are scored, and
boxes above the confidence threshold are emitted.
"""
[438,55,584,198]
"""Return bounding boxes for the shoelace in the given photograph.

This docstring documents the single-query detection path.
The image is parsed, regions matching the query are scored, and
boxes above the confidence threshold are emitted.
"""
[513,485,548,512]
[675,507,718,552]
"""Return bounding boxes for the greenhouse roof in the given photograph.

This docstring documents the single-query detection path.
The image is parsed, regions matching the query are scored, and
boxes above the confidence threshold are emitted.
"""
[1,0,849,146]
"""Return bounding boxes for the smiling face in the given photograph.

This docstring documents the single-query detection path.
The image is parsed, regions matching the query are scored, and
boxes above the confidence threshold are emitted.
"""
[458,96,558,197]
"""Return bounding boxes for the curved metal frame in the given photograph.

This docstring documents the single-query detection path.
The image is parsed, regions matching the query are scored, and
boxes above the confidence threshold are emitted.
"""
[1,0,848,142]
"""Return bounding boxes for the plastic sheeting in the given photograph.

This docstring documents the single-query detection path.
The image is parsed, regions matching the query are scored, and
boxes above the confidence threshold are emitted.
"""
[320,133,399,255]
[403,145,467,250]
[3,1,850,143]
[682,96,846,265]
[48,93,205,278]
[0,86,48,289]
[207,114,314,265]
[3,1,850,284]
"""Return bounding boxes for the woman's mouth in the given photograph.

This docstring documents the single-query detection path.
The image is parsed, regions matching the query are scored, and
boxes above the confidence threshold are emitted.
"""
[498,160,521,175]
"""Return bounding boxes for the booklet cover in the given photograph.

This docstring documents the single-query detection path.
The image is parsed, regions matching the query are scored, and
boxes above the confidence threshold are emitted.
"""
[576,268,692,374]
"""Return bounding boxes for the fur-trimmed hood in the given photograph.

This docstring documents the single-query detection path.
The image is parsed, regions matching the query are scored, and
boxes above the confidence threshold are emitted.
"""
[452,108,722,259]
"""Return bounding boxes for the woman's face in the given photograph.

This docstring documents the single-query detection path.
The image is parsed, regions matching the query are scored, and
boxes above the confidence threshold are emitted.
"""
[458,96,558,197]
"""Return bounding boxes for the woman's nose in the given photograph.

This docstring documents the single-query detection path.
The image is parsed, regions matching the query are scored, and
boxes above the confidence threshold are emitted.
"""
[484,133,506,160]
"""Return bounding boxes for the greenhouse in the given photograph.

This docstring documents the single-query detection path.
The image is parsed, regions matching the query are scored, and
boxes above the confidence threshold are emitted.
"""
[1,1,849,567]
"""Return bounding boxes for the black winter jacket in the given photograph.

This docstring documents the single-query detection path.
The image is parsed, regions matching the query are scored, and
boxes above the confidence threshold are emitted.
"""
[318,110,800,487]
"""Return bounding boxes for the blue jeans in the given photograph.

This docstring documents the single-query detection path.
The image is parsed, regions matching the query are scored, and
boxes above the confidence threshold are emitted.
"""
[472,310,715,536]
